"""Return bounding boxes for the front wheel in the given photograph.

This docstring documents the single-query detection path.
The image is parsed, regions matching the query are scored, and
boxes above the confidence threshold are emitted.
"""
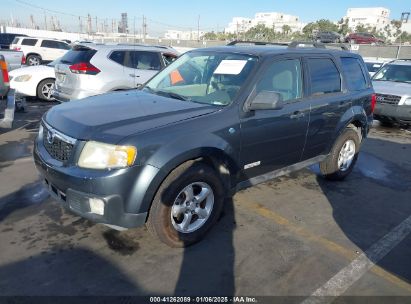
[37,79,55,101]
[146,162,224,247]
[320,128,361,181]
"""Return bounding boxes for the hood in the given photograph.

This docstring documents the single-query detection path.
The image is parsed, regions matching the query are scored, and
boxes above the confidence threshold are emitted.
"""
[45,91,219,143]
[9,65,54,77]
[372,80,411,97]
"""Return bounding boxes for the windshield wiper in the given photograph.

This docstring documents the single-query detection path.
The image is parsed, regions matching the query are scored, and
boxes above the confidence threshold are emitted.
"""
[148,88,189,101]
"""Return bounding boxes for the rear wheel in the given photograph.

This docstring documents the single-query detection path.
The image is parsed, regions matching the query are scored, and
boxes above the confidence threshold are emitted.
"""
[146,162,225,247]
[27,54,41,66]
[37,79,55,101]
[320,128,361,181]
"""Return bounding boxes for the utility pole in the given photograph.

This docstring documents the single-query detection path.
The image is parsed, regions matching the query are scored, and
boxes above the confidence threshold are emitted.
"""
[79,16,82,33]
[44,11,47,30]
[197,15,200,41]
[142,15,147,40]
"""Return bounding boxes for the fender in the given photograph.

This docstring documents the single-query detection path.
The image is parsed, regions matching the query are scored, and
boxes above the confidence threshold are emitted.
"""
[326,104,369,153]
[128,131,240,214]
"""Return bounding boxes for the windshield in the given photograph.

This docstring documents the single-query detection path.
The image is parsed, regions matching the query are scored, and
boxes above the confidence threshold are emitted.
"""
[144,51,258,106]
[365,62,383,73]
[372,64,411,83]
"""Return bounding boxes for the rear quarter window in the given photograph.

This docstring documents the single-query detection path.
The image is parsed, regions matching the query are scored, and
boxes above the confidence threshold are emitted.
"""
[21,38,38,46]
[307,58,341,95]
[341,57,368,91]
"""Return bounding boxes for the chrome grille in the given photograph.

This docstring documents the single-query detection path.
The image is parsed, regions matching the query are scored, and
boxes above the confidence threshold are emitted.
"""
[376,94,401,105]
[42,124,75,162]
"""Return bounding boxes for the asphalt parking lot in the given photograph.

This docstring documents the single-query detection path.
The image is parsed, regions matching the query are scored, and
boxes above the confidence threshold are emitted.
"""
[0,99,410,301]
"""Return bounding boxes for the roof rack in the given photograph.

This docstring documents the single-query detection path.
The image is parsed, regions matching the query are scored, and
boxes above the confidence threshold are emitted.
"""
[227,40,288,47]
[288,41,326,48]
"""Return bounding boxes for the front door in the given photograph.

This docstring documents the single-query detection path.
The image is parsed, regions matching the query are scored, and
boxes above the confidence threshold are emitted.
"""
[239,57,310,180]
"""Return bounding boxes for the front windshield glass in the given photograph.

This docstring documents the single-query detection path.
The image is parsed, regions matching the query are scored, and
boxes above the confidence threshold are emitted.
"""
[144,52,258,106]
[372,64,411,83]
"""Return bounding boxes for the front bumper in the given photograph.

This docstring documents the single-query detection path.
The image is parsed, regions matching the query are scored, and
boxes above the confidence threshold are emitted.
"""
[374,103,411,123]
[33,134,160,229]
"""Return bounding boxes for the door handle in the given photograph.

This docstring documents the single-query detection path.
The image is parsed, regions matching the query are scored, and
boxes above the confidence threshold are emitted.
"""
[290,111,305,119]
[129,74,140,78]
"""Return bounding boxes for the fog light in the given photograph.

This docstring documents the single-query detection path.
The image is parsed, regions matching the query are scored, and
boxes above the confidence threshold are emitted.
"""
[89,198,105,215]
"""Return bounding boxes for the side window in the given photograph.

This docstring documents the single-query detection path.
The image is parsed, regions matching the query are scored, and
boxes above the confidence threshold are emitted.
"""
[131,51,161,70]
[21,38,38,46]
[41,40,58,48]
[163,53,177,66]
[340,57,368,91]
[307,58,341,95]
[109,51,126,66]
[57,42,70,50]
[255,59,303,103]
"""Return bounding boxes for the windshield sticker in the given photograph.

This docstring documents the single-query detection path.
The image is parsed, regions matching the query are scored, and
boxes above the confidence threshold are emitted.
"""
[170,69,184,85]
[214,60,247,75]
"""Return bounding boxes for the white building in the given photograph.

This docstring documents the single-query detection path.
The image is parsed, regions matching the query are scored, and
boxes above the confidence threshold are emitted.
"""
[225,12,304,34]
[224,17,253,34]
[164,30,205,40]
[343,7,390,31]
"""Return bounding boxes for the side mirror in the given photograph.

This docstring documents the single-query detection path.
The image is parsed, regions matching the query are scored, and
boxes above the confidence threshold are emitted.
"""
[249,91,284,110]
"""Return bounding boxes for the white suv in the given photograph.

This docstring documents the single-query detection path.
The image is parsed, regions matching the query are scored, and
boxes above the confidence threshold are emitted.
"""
[10,37,70,65]
[52,44,179,101]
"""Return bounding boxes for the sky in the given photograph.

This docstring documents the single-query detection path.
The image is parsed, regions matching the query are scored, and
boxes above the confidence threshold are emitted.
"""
[1,0,409,35]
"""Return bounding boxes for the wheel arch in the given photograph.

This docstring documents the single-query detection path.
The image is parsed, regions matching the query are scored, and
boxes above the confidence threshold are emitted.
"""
[36,77,55,99]
[132,147,239,216]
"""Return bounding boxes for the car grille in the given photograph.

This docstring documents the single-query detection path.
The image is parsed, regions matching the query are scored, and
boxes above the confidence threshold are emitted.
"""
[376,94,401,105]
[43,124,75,162]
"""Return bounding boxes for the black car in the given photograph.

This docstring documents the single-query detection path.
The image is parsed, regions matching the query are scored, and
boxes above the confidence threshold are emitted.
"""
[0,33,28,49]
[34,41,375,247]
[314,31,343,43]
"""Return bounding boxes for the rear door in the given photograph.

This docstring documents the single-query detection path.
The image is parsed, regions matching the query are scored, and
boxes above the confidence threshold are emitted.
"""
[301,55,348,160]
[128,50,162,85]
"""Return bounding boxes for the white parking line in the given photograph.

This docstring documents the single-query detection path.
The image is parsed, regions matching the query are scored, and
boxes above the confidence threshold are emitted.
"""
[302,214,411,304]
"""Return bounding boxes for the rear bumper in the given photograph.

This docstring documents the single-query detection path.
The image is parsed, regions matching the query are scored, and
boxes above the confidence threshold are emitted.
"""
[374,103,411,123]
[52,86,99,102]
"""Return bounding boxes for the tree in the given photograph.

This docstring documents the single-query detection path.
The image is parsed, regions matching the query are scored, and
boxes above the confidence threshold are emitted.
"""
[355,24,368,33]
[282,24,292,37]
[316,19,338,32]
[338,18,350,35]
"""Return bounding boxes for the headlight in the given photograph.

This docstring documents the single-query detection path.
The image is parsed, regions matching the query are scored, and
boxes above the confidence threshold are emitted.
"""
[14,74,32,82]
[78,141,137,169]
[404,97,411,106]
[38,124,43,136]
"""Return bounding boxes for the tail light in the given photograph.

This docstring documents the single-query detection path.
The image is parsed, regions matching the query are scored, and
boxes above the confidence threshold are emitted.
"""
[21,55,26,65]
[69,62,100,75]
[371,93,376,113]
[13,47,21,51]
[0,60,9,85]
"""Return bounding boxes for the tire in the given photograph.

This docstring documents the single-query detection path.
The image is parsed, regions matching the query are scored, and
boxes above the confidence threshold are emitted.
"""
[377,118,394,127]
[146,161,225,247]
[37,78,55,101]
[320,128,361,181]
[27,54,41,66]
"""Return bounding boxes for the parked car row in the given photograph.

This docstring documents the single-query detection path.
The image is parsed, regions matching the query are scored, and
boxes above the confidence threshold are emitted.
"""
[314,31,385,45]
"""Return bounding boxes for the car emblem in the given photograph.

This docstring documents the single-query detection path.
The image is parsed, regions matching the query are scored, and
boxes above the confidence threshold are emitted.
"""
[47,130,55,144]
